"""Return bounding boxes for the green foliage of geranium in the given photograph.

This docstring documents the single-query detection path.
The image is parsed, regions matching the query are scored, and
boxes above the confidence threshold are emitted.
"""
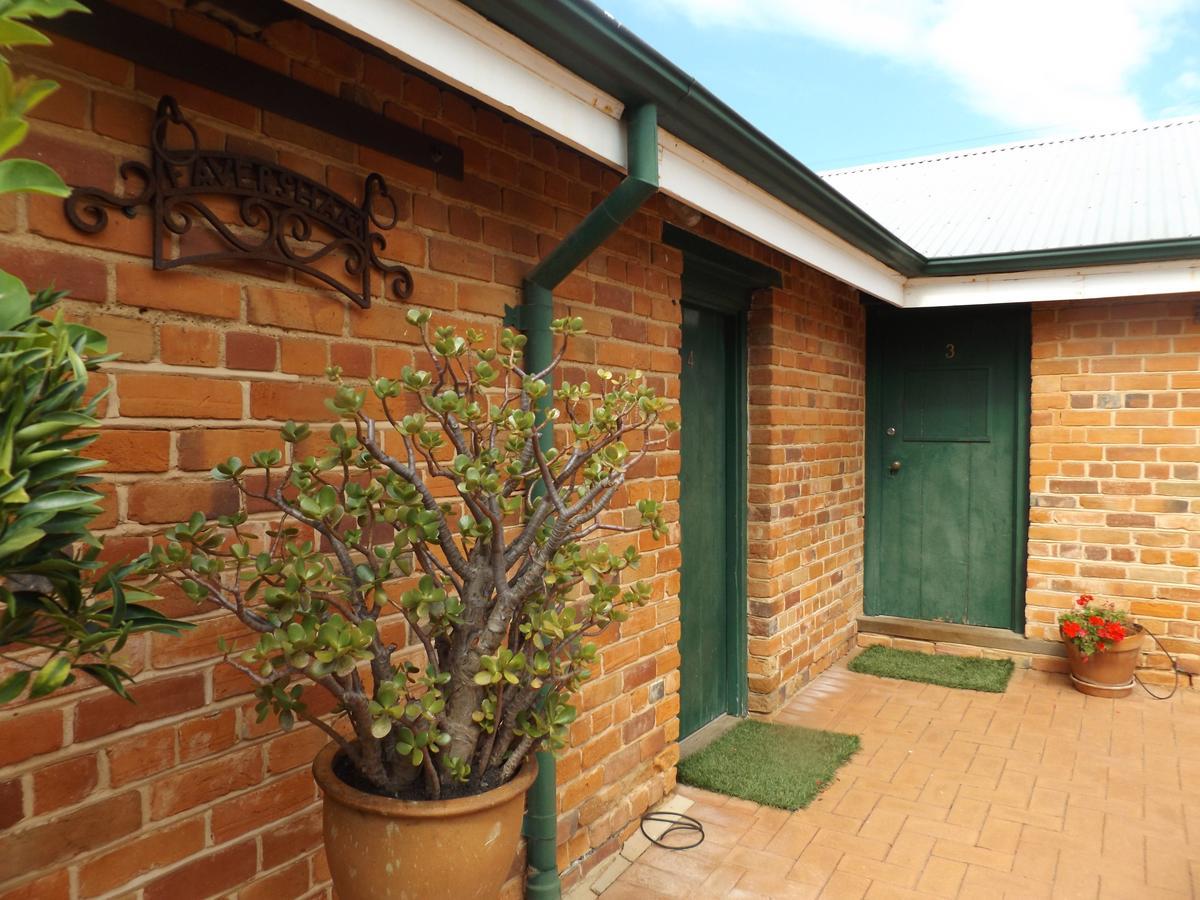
[138,311,676,800]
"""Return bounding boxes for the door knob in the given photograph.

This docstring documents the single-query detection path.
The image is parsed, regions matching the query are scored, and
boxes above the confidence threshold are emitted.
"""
[889,460,902,473]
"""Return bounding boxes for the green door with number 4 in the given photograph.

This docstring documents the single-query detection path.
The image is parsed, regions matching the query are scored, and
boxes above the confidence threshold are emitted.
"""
[677,280,748,738]
[865,305,1030,630]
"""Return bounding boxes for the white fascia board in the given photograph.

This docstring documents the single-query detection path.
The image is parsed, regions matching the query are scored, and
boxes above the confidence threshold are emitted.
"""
[905,259,1200,308]
[659,137,904,302]
[285,0,906,305]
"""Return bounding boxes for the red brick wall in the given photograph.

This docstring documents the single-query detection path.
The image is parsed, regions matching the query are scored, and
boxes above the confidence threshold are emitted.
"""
[0,5,868,898]
[745,274,865,711]
[1027,295,1200,681]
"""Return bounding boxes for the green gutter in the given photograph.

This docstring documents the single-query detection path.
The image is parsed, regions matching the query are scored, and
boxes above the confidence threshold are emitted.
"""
[510,103,659,900]
[461,0,1200,280]
[920,236,1200,276]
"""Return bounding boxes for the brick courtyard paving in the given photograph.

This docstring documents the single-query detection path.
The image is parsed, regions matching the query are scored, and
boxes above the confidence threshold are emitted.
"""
[601,661,1200,898]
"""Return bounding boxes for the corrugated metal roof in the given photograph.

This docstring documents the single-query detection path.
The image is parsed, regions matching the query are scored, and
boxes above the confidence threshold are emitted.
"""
[820,116,1200,259]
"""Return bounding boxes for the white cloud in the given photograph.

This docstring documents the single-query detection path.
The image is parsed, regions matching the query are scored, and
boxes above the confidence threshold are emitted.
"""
[632,0,1191,131]
[1174,70,1200,93]
[1158,64,1200,117]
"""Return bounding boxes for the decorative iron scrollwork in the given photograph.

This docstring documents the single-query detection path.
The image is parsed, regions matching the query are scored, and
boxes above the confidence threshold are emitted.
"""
[65,96,413,308]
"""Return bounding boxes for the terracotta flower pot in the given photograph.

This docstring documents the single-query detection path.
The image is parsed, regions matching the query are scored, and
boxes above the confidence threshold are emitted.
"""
[312,743,537,900]
[1062,623,1144,698]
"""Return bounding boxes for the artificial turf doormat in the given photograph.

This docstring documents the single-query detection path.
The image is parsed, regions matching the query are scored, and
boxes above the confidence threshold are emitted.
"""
[849,645,1014,693]
[677,720,859,811]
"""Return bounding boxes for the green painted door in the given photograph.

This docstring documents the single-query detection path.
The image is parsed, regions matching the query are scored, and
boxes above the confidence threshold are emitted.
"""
[679,301,742,736]
[866,306,1029,629]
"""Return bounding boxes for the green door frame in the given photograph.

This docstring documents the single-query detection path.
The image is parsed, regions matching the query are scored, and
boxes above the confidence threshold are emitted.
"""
[677,252,763,724]
[864,301,1032,633]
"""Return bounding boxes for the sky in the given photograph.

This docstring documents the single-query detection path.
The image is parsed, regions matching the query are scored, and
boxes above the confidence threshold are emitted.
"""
[595,0,1200,171]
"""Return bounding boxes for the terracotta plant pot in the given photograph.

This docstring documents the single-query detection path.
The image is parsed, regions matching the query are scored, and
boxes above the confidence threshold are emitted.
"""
[1062,623,1144,698]
[312,743,537,900]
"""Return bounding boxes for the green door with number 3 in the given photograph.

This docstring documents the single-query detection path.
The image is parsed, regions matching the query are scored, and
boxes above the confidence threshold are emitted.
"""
[865,305,1030,630]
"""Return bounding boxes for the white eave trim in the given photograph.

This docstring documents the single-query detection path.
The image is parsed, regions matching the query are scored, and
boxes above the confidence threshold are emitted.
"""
[904,258,1200,308]
[285,0,905,304]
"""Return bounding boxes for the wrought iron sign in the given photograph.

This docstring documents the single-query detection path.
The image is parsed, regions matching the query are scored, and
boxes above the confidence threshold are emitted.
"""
[65,96,413,308]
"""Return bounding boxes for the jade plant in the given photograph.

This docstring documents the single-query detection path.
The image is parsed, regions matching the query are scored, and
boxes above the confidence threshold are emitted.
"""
[138,311,676,799]
[1,0,186,704]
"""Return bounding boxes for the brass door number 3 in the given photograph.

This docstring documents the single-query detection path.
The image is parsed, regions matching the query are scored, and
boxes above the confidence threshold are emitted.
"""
[944,343,956,359]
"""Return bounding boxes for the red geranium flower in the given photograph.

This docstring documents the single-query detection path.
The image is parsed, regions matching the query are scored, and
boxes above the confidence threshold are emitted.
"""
[1102,623,1126,642]
[1088,615,1104,626]
[1078,594,1093,606]
[1062,621,1082,639]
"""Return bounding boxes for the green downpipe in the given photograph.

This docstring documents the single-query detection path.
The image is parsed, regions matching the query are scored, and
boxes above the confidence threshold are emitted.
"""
[523,748,559,900]
[517,102,659,900]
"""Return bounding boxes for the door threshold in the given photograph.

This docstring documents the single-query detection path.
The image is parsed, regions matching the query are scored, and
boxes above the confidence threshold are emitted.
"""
[679,714,741,759]
[858,615,1065,657]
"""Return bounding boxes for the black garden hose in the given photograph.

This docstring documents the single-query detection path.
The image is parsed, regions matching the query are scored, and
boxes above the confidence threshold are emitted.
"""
[1135,628,1181,700]
[639,811,704,850]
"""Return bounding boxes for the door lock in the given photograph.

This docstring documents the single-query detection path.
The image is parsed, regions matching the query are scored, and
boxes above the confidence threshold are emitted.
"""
[889,460,902,473]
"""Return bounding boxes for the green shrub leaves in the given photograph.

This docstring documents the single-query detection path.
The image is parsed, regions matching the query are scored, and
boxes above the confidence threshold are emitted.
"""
[1,1,188,705]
